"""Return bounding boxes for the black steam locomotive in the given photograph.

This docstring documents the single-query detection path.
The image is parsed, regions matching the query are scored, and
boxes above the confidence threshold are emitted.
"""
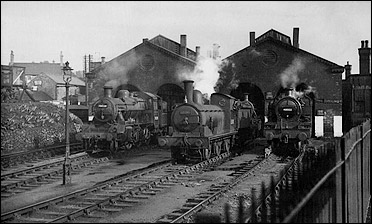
[76,86,168,154]
[157,80,261,162]
[264,87,313,156]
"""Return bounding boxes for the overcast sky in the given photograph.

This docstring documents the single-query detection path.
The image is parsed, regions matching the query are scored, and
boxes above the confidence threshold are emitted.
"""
[1,1,371,75]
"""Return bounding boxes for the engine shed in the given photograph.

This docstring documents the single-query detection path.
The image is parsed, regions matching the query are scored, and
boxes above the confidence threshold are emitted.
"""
[89,34,199,115]
[216,28,345,138]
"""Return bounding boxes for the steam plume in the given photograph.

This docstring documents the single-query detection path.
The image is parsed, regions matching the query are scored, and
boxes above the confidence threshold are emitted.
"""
[279,57,305,88]
[101,53,139,89]
[177,56,223,99]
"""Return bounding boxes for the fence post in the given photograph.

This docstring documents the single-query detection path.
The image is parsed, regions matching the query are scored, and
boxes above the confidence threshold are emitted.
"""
[335,137,346,223]
[360,124,364,223]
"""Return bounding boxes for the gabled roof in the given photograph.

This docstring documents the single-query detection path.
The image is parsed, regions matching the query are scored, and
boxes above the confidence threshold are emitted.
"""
[13,62,63,75]
[226,29,344,71]
[46,73,86,86]
[149,35,197,60]
[19,89,54,102]
[93,35,198,72]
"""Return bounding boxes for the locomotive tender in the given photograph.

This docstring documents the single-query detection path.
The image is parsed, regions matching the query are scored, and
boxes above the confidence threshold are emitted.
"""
[76,86,168,154]
[158,80,260,162]
[264,87,313,156]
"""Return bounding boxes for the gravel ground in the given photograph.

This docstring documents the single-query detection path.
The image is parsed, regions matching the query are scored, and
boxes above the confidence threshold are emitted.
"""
[71,145,270,223]
[1,144,290,223]
[1,146,171,214]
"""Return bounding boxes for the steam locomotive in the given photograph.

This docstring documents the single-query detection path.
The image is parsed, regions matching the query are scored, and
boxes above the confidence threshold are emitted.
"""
[76,86,168,154]
[157,80,261,163]
[264,87,313,156]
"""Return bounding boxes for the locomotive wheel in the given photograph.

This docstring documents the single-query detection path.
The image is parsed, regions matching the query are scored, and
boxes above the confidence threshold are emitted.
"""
[124,142,133,150]
[222,140,230,153]
[214,142,221,156]
[109,140,119,152]
[203,147,211,160]
[132,129,140,146]
[83,139,89,151]
[142,127,151,145]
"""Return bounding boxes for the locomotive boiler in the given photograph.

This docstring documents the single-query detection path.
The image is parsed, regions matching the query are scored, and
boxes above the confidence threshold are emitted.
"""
[158,80,259,162]
[76,86,168,154]
[264,87,313,156]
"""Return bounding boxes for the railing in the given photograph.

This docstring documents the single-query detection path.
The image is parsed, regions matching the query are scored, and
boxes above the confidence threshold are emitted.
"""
[283,119,370,223]
[194,119,370,223]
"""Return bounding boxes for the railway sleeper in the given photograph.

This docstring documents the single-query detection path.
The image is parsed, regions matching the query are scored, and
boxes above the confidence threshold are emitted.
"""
[117,198,141,204]
[148,187,165,192]
[141,190,158,195]
[124,180,149,185]
[92,193,118,197]
[157,217,174,223]
[36,210,68,217]
[183,202,201,208]
[109,202,135,208]
[82,197,107,202]
[130,194,149,200]
[166,212,185,218]
[14,217,56,223]
[84,210,108,218]
[99,207,123,213]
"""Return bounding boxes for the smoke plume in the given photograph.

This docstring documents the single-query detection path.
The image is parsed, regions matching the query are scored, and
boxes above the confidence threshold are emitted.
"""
[177,56,223,99]
[101,53,139,90]
[279,57,305,89]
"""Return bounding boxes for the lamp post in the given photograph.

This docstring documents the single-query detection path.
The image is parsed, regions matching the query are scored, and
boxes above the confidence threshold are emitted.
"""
[62,61,73,185]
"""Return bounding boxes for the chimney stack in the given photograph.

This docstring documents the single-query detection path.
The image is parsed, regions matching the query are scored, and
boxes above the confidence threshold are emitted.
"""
[101,57,105,64]
[180,34,187,57]
[195,46,200,59]
[212,43,220,59]
[143,38,148,43]
[60,51,63,66]
[183,80,194,103]
[359,40,371,75]
[250,32,255,46]
[345,61,352,79]
[10,50,14,66]
[293,27,299,48]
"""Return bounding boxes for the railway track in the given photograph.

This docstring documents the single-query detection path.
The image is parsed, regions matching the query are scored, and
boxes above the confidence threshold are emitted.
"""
[1,153,109,198]
[1,152,232,223]
[155,155,268,223]
[1,143,83,171]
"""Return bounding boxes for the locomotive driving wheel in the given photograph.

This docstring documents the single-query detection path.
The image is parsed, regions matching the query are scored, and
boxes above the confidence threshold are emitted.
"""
[124,142,133,150]
[213,142,221,156]
[203,146,211,160]
[142,127,151,145]
[222,140,230,153]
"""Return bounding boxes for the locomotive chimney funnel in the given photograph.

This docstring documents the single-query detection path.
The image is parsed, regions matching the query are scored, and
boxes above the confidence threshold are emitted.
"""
[287,88,295,97]
[244,93,250,101]
[104,86,113,98]
[183,80,194,103]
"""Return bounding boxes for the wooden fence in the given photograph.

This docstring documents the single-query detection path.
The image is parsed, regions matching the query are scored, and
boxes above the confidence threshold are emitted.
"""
[284,119,370,223]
